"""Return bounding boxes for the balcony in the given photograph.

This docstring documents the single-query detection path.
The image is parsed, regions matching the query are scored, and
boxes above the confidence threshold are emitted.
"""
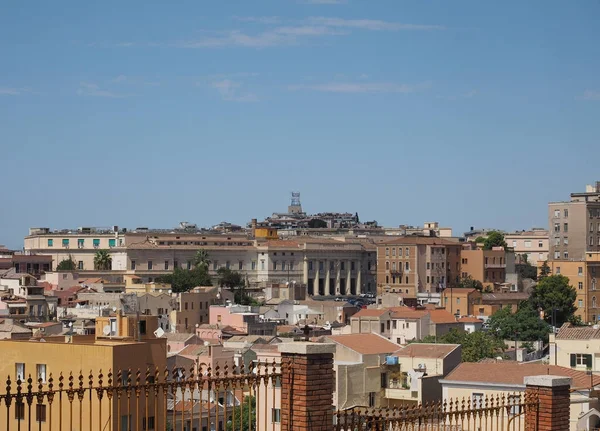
[484,263,506,269]
[385,381,419,401]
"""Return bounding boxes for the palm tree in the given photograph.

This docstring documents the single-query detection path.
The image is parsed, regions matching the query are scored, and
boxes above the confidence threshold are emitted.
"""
[94,250,112,270]
[193,249,211,271]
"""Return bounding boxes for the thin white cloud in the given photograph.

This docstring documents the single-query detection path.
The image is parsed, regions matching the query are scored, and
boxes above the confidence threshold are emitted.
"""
[462,89,477,98]
[77,82,126,98]
[211,80,258,102]
[233,16,281,24]
[289,81,428,94]
[0,87,33,96]
[582,90,600,101]
[309,17,445,31]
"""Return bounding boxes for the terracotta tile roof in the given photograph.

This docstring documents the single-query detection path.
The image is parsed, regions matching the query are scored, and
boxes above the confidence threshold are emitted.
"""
[458,316,483,323]
[444,362,600,389]
[556,322,600,340]
[427,309,460,324]
[264,240,300,248]
[327,334,402,355]
[394,343,459,359]
[352,308,390,318]
[378,237,460,246]
[389,307,428,320]
[178,345,209,357]
[482,293,530,303]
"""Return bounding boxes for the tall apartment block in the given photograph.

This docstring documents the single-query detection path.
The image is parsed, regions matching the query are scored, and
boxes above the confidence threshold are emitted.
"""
[548,182,600,261]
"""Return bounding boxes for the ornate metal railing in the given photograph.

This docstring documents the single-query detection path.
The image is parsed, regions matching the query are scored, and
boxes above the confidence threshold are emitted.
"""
[0,361,281,431]
[334,392,539,431]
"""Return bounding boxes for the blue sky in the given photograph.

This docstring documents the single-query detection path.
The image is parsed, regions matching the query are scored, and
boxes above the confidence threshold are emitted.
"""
[1,1,599,248]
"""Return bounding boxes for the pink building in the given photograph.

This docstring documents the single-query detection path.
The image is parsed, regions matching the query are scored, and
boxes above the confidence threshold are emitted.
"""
[209,305,259,333]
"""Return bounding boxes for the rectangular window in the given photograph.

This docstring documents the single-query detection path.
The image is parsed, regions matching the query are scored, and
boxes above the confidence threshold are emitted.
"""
[579,299,583,308]
[579,282,583,290]
[427,262,430,270]
[564,252,569,259]
[15,402,24,420]
[131,260,136,270]
[579,267,583,276]
[554,223,560,233]
[78,239,84,248]
[406,248,410,257]
[78,261,84,270]
[564,237,569,245]
[564,223,569,233]
[239,261,243,270]
[472,393,484,409]
[368,392,376,408]
[391,248,396,256]
[564,209,568,217]
[109,239,116,248]
[273,261,278,271]
[261,260,265,270]
[381,372,388,389]
[571,353,592,368]
[341,262,345,271]
[308,261,313,271]
[405,262,410,271]
[47,239,53,247]
[213,261,218,270]
[251,261,256,270]
[524,240,531,248]
[164,260,169,270]
[35,404,46,422]
[36,364,47,383]
[93,239,100,247]
[385,248,389,256]
[290,261,294,271]
[142,416,155,430]
[398,248,402,257]
[15,363,25,380]
[556,267,561,274]
[226,261,230,269]
[512,240,517,247]
[351,261,355,271]
[272,409,281,424]
[62,238,69,247]
[148,261,153,270]
[554,209,560,218]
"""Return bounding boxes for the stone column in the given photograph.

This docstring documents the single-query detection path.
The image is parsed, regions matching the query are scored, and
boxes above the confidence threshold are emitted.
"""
[303,256,309,285]
[346,260,352,294]
[524,375,571,431]
[314,262,320,296]
[357,260,362,295]
[279,342,335,431]
[336,260,341,295]
[325,260,331,296]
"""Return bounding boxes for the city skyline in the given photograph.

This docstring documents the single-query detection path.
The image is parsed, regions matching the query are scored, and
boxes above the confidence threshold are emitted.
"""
[1,1,599,248]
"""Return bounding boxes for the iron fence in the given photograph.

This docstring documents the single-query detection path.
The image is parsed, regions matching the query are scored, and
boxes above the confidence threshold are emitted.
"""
[335,392,539,431]
[0,361,281,431]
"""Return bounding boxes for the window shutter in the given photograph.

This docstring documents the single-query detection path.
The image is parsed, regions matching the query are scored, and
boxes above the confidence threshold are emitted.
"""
[570,354,576,367]
[586,354,593,369]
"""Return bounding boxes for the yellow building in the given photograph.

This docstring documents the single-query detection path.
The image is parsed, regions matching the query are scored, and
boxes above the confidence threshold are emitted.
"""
[124,274,172,294]
[0,314,167,431]
[543,252,600,323]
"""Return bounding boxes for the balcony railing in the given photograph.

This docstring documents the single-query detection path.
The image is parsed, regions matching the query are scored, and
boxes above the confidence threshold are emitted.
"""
[0,361,281,431]
[485,263,506,269]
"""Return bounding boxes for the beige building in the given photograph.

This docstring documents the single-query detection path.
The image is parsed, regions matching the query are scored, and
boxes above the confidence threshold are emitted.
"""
[24,227,378,295]
[376,237,462,306]
[505,228,549,265]
[384,343,461,406]
[550,322,600,370]
[327,333,402,409]
[440,362,600,431]
[549,181,600,261]
[440,287,482,317]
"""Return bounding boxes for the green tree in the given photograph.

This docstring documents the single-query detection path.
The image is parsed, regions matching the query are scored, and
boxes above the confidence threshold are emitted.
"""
[308,219,327,228]
[217,268,244,288]
[227,396,256,431]
[155,267,212,293]
[483,231,507,250]
[529,275,577,327]
[56,255,76,271]
[515,262,538,280]
[413,329,505,362]
[539,261,551,280]
[458,275,484,291]
[193,249,211,271]
[487,302,550,342]
[93,249,112,270]
[475,236,486,244]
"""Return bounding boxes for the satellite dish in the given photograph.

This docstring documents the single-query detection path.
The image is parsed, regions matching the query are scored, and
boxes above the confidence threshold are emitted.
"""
[203,341,210,346]
[68,322,73,328]
[168,289,172,294]
[102,325,111,336]
[154,327,165,338]
[195,323,199,328]
[158,289,162,293]
[112,306,117,312]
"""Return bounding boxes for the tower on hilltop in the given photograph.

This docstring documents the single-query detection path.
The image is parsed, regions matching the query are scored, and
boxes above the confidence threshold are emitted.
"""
[288,191,303,214]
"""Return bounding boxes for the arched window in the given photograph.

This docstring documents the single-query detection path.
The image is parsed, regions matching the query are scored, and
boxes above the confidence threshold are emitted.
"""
[593,296,597,309]
[385,261,390,270]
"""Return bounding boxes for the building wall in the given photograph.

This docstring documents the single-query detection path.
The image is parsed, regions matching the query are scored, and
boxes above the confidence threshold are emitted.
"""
[506,230,549,265]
